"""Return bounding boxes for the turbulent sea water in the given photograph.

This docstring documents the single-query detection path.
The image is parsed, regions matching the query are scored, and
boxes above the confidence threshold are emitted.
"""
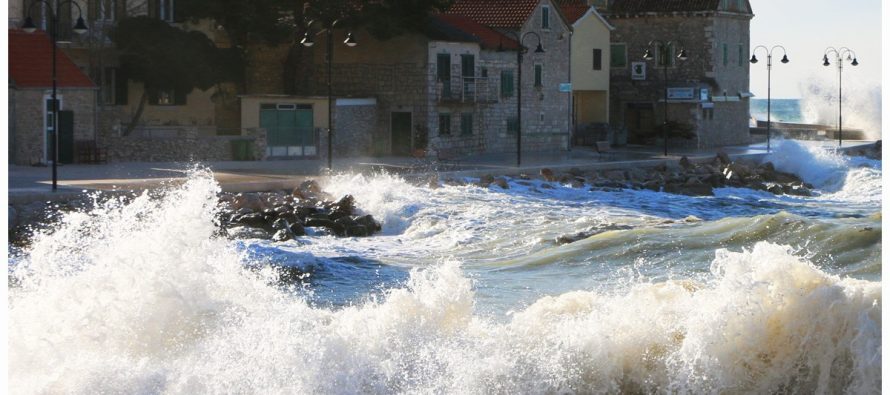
[8,141,882,394]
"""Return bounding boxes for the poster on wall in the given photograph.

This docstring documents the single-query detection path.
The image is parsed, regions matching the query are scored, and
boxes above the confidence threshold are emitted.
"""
[631,62,646,80]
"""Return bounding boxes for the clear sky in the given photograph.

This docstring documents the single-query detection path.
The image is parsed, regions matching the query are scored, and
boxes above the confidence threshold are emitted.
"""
[749,0,882,99]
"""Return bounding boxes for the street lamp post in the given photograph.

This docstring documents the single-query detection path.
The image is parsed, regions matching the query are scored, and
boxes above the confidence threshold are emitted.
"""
[822,47,858,147]
[301,21,357,171]
[22,0,88,191]
[499,32,544,168]
[643,40,688,157]
[750,45,790,153]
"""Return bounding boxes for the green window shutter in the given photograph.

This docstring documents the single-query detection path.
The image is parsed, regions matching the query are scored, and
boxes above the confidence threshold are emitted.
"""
[460,113,473,136]
[438,113,451,136]
[437,53,451,82]
[610,44,627,68]
[534,64,543,87]
[500,70,514,98]
[461,54,475,78]
[542,6,550,29]
[738,44,744,66]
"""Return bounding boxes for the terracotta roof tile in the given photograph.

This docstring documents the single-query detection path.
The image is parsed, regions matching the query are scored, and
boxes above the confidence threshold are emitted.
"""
[552,0,590,24]
[431,14,520,50]
[9,29,95,89]
[446,0,540,29]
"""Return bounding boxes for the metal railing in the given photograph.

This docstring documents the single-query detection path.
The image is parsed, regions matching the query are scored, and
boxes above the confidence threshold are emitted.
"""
[436,77,497,104]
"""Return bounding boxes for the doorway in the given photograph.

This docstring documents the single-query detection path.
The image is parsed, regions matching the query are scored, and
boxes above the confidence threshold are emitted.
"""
[624,103,656,145]
[391,112,412,156]
[260,103,316,158]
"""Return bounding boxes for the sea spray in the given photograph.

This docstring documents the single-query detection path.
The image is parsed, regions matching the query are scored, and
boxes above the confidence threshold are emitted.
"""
[799,78,882,138]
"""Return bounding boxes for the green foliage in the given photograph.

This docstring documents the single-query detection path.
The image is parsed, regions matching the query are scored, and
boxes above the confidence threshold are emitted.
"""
[176,0,292,49]
[112,17,235,95]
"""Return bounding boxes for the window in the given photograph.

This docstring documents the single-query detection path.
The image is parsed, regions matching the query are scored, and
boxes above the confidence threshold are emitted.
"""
[507,116,519,135]
[534,64,543,87]
[150,89,186,106]
[500,70,514,98]
[657,43,674,67]
[438,113,452,136]
[723,43,728,66]
[101,67,116,105]
[610,44,627,68]
[541,6,550,29]
[593,49,603,70]
[159,0,174,22]
[738,44,744,66]
[461,54,475,78]
[437,53,451,82]
[98,0,116,21]
[481,68,488,78]
[460,113,473,136]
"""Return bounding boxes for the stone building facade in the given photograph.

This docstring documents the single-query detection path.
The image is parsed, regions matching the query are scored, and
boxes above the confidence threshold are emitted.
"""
[601,0,754,148]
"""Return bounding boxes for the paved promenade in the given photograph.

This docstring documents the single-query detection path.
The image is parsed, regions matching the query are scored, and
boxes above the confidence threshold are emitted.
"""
[7,140,876,203]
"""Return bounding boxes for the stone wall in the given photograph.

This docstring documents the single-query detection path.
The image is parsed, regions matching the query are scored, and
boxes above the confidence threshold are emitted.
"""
[104,127,267,162]
[606,12,752,147]
[332,101,377,157]
[10,88,98,165]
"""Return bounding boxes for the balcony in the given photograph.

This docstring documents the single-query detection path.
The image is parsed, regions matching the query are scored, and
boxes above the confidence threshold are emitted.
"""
[436,77,498,104]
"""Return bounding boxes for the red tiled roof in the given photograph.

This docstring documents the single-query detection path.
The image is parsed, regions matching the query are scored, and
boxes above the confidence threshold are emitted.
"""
[432,14,520,50]
[552,0,591,24]
[608,0,721,13]
[446,0,540,29]
[9,29,95,89]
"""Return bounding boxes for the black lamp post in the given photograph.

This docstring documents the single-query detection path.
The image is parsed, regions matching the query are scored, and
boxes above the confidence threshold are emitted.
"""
[750,45,790,153]
[500,32,544,168]
[301,20,357,171]
[643,40,688,157]
[822,47,858,147]
[22,0,88,191]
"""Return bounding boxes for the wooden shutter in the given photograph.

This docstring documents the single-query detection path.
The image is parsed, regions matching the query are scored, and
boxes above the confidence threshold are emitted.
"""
[436,53,450,82]
[500,70,514,98]
[460,54,474,78]
[114,68,129,105]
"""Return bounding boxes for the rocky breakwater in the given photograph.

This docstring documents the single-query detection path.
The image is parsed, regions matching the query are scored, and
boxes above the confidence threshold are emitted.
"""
[218,180,382,242]
[843,140,881,160]
[530,152,815,197]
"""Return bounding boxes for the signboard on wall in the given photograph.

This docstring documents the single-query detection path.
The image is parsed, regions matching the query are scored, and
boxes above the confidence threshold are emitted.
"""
[700,88,710,101]
[667,87,695,100]
[631,62,646,80]
[559,83,572,92]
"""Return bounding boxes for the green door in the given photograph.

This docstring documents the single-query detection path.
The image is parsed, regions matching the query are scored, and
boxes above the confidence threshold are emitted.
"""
[391,112,412,156]
[58,110,74,164]
[260,104,315,157]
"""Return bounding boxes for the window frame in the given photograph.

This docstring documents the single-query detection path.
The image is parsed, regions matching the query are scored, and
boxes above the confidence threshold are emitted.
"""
[541,5,551,30]
[610,43,627,68]
[500,69,515,98]
[460,112,473,136]
[593,48,603,70]
[438,113,452,136]
[534,64,543,88]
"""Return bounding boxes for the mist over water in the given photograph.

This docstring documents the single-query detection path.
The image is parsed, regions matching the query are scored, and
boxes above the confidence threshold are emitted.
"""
[8,145,881,394]
[799,77,882,138]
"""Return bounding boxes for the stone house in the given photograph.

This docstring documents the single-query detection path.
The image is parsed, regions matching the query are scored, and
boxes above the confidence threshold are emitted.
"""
[599,0,754,148]
[291,0,573,158]
[9,0,246,162]
[9,29,98,165]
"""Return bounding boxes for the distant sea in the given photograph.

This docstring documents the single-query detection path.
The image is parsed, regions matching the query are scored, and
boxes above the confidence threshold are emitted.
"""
[750,98,803,123]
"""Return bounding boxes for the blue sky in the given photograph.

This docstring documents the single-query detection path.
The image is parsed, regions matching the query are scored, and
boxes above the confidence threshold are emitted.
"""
[749,0,882,99]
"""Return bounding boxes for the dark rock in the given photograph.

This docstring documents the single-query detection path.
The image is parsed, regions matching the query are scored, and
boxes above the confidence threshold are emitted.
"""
[289,221,306,236]
[328,195,356,217]
[679,156,692,170]
[716,150,732,165]
[540,168,556,182]
[294,180,322,197]
[304,217,346,236]
[479,174,495,187]
[271,229,294,242]
[568,167,584,176]
[604,170,626,182]
[346,225,370,237]
[493,177,510,189]
[354,214,382,232]
[558,174,574,184]
[296,206,321,219]
[235,212,272,231]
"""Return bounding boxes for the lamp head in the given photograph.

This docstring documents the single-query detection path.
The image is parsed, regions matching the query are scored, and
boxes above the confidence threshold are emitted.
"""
[749,54,758,64]
[534,42,544,53]
[851,58,859,66]
[822,55,830,67]
[300,31,314,47]
[677,49,688,61]
[343,32,357,47]
[22,16,37,33]
[643,48,654,61]
[780,54,789,64]
[73,16,88,35]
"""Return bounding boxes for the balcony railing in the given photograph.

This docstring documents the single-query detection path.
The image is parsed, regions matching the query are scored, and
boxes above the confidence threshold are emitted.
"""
[436,77,498,104]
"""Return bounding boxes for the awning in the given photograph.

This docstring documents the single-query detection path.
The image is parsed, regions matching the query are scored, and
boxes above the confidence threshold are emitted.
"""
[738,92,755,98]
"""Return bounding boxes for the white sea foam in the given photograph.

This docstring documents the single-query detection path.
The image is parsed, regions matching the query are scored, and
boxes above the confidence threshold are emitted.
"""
[8,171,881,394]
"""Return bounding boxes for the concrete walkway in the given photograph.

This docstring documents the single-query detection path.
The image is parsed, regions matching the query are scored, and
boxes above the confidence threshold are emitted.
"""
[8,139,876,203]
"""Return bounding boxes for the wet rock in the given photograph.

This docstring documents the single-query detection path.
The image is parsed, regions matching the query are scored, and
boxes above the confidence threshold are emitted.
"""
[227,226,271,240]
[716,150,732,165]
[568,167,584,177]
[289,221,306,236]
[294,180,322,197]
[233,193,265,212]
[271,229,294,242]
[540,183,555,189]
[604,170,626,182]
[540,168,556,182]
[304,217,346,236]
[346,225,370,237]
[679,156,692,170]
[234,212,272,231]
[493,177,510,189]
[642,180,662,191]
[555,224,634,245]
[354,214,382,232]
[479,174,494,187]
[428,175,440,189]
[328,195,355,216]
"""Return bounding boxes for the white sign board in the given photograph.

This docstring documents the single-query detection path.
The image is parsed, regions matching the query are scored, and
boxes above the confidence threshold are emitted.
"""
[667,88,695,100]
[700,88,710,101]
[631,62,646,80]
[559,83,572,92]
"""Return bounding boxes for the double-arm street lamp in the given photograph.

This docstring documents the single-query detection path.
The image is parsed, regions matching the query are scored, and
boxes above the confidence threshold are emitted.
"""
[822,47,858,147]
[750,45,790,152]
[643,40,688,157]
[22,0,89,191]
[301,20,357,170]
[500,32,544,168]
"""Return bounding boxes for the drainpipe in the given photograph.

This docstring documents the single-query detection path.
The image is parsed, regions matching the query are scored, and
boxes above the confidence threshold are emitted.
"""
[566,30,572,151]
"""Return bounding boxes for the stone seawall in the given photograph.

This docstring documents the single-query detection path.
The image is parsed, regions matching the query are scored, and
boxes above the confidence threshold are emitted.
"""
[104,128,268,163]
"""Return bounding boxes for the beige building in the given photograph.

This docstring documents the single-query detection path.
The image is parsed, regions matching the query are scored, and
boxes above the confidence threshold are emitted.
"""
[568,6,613,127]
